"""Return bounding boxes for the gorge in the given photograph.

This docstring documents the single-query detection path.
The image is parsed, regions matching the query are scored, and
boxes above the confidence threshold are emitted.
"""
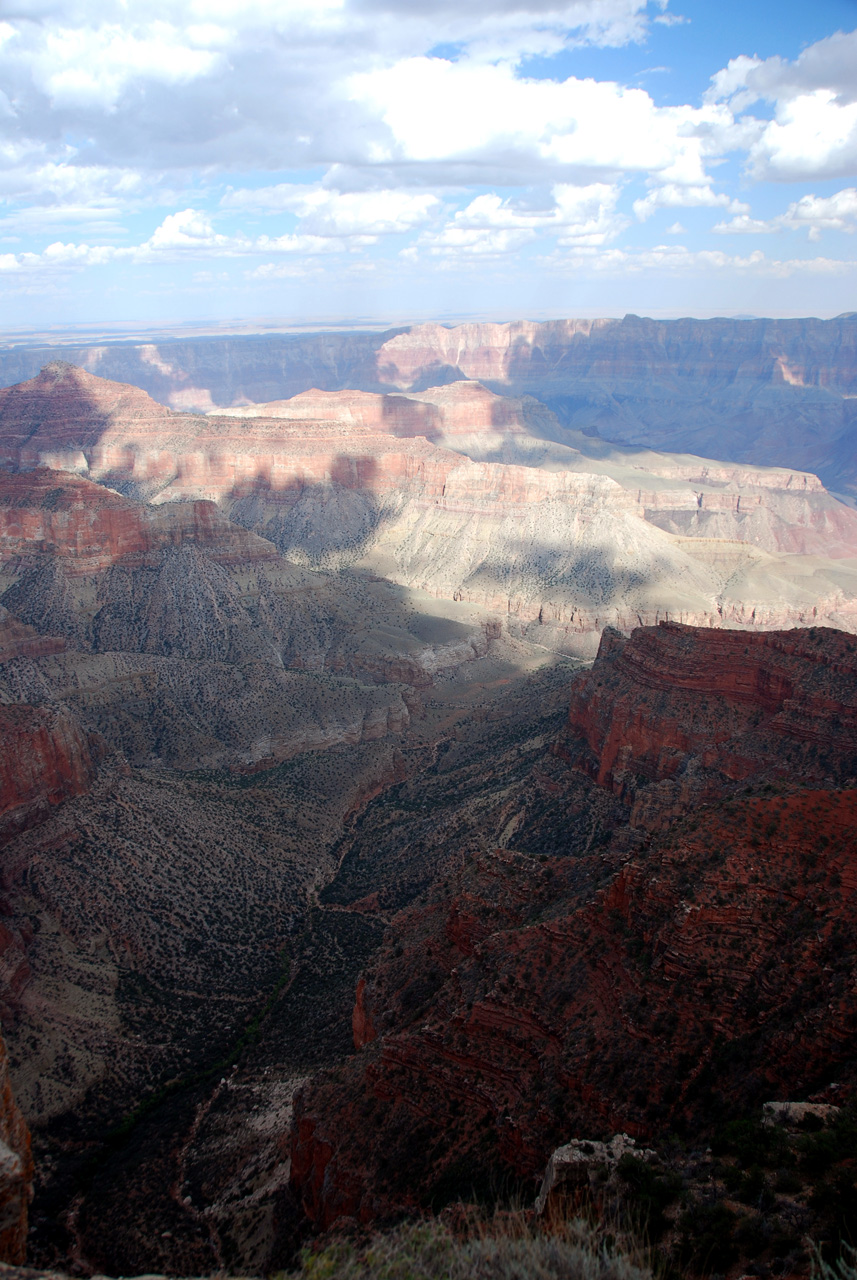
[0,320,854,1278]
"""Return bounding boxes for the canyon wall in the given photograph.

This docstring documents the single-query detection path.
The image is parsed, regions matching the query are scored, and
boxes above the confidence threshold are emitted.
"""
[2,314,855,491]
[0,1030,32,1263]
[3,364,857,655]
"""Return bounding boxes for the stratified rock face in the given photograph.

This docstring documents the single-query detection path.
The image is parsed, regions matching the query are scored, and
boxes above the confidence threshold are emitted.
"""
[0,467,278,574]
[0,360,171,476]
[567,622,857,804]
[0,1029,32,1263]
[0,607,64,664]
[289,623,857,1231]
[3,364,857,653]
[0,468,427,772]
[2,315,855,490]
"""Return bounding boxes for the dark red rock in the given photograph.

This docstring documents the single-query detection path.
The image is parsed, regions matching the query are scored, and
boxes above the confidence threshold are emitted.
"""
[289,623,857,1230]
[565,622,857,818]
[0,703,94,837]
[0,468,278,574]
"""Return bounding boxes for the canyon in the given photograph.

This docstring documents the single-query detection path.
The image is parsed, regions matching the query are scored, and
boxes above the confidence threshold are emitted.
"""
[2,314,856,494]
[290,623,857,1262]
[1,362,856,658]
[0,326,854,1276]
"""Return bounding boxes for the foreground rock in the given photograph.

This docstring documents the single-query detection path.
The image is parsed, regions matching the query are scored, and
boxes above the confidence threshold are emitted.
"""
[0,1033,32,1264]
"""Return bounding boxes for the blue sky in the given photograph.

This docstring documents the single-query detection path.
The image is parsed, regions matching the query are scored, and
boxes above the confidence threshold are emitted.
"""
[0,0,856,328]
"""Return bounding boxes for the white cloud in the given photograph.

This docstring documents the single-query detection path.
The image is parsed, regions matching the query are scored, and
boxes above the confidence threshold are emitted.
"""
[29,22,223,110]
[713,214,774,235]
[708,30,857,181]
[0,0,689,233]
[222,184,441,236]
[633,183,749,220]
[146,208,236,250]
[0,2,853,318]
[782,189,857,235]
[714,188,857,240]
[549,243,857,277]
[349,57,737,189]
[0,206,385,272]
[404,182,627,258]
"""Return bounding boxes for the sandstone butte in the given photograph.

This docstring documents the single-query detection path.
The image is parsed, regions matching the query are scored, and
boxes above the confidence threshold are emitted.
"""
[2,363,857,651]
[289,622,857,1230]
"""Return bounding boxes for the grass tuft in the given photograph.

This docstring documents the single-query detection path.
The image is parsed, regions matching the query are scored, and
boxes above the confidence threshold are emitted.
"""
[283,1217,651,1280]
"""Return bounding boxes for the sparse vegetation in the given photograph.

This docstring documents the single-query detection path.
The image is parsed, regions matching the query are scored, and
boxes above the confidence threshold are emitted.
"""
[284,1218,651,1280]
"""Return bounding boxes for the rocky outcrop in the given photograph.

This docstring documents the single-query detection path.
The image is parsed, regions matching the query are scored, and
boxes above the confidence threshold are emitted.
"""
[289,624,857,1231]
[3,366,857,652]
[225,382,857,562]
[566,621,857,810]
[535,1134,653,1217]
[0,468,279,574]
[0,608,64,664]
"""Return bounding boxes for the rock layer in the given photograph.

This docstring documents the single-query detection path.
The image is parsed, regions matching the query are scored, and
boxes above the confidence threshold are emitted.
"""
[2,365,857,653]
[2,314,856,491]
[0,1030,32,1264]
[0,703,94,839]
[566,621,857,806]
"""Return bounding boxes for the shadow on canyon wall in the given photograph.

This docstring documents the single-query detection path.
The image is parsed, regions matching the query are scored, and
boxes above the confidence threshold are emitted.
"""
[225,453,394,564]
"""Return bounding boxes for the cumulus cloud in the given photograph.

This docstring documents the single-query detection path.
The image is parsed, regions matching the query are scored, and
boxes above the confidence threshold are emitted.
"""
[0,0,664,176]
[222,184,441,236]
[714,189,857,241]
[0,2,853,315]
[0,206,386,273]
[408,182,628,257]
[708,30,857,181]
[349,57,735,186]
[633,183,748,220]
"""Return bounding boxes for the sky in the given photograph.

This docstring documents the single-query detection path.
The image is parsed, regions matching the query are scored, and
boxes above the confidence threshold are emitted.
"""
[0,0,856,328]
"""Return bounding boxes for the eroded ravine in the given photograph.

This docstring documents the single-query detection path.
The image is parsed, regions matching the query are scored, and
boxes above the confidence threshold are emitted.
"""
[26,648,583,1275]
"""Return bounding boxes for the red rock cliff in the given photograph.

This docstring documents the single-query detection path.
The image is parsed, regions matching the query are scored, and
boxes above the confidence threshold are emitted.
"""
[566,622,857,804]
[0,468,278,574]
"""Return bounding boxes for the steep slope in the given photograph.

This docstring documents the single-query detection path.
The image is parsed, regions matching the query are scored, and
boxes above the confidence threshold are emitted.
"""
[0,461,562,1275]
[289,622,857,1230]
[1,467,529,763]
[0,702,95,839]
[2,314,856,491]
